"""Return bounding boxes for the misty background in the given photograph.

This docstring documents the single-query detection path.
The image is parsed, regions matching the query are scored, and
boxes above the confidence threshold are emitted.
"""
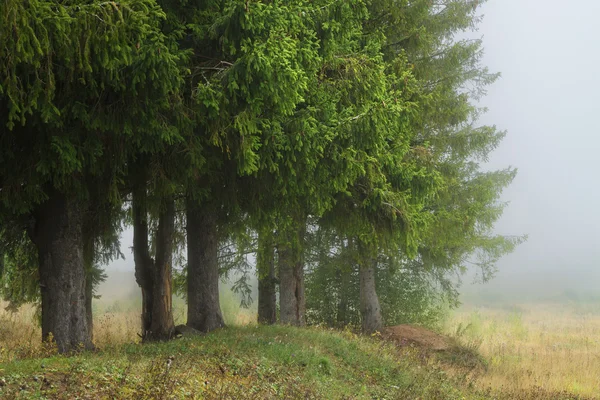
[100,0,600,304]
[472,0,600,298]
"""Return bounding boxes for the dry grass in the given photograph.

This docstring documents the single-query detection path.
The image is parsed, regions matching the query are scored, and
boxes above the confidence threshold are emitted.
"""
[3,300,599,398]
[0,294,256,363]
[0,323,485,399]
[0,304,41,361]
[446,302,600,398]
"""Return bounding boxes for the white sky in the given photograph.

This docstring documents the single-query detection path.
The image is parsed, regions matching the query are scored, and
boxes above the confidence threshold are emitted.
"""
[471,0,600,294]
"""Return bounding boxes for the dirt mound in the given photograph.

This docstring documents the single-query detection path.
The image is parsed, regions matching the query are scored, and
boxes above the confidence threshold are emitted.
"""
[383,325,488,372]
[382,324,453,351]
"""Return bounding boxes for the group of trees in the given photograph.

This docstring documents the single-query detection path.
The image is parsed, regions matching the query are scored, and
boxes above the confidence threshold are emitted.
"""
[0,0,521,353]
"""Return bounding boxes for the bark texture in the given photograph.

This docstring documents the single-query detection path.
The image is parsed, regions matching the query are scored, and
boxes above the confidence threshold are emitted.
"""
[278,224,305,326]
[148,198,176,340]
[186,199,224,332]
[83,232,95,343]
[32,191,93,353]
[336,268,350,327]
[85,273,94,342]
[359,262,383,334]
[132,188,154,338]
[257,232,276,324]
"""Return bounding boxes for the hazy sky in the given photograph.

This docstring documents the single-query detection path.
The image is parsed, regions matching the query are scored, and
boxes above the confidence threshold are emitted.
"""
[109,0,600,296]
[472,0,600,293]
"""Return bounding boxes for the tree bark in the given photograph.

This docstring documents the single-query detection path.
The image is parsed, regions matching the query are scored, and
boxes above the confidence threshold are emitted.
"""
[32,191,93,353]
[186,199,224,332]
[132,187,154,339]
[257,231,276,324]
[278,224,305,326]
[83,230,95,343]
[336,268,350,328]
[359,261,383,334]
[85,272,94,342]
[148,198,176,340]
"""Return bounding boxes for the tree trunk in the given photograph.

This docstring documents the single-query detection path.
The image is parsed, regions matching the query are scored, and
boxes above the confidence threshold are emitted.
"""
[32,191,93,353]
[148,198,176,340]
[359,262,383,334]
[257,231,276,324]
[278,224,305,326]
[336,268,350,328]
[85,272,94,342]
[83,231,95,343]
[186,199,224,332]
[132,187,154,339]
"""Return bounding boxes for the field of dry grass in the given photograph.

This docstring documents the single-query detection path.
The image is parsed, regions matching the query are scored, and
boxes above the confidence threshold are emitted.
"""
[0,304,487,400]
[2,298,599,398]
[0,288,256,363]
[446,302,600,398]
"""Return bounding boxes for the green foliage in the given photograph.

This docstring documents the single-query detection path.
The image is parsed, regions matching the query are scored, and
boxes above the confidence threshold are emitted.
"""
[0,0,185,215]
[0,0,186,319]
[305,229,450,329]
[0,231,39,310]
[0,0,522,358]
[303,0,524,331]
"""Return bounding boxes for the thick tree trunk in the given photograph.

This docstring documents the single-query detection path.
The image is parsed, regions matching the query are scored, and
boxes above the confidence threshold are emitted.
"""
[186,199,224,332]
[83,233,95,343]
[148,198,176,340]
[257,232,276,324]
[32,191,93,353]
[359,262,383,334]
[278,224,305,326]
[85,273,94,342]
[278,244,296,325]
[336,268,350,328]
[132,187,154,338]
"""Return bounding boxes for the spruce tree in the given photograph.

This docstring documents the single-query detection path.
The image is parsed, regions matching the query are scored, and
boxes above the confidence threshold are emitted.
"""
[309,0,523,333]
[0,0,183,352]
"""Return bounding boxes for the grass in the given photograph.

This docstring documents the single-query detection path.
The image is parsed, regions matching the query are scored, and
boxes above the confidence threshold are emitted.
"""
[0,322,488,399]
[1,297,599,399]
[445,302,600,398]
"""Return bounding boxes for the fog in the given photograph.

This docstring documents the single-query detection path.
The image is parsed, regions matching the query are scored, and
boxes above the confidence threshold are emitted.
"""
[105,0,600,303]
[468,0,600,298]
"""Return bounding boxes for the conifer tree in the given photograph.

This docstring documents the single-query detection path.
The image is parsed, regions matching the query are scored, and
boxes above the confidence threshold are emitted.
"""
[0,0,183,351]
[308,0,522,333]
[156,0,330,330]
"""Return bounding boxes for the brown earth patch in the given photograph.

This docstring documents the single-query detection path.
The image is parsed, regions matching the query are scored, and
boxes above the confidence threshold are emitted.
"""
[382,324,453,351]
[383,325,487,371]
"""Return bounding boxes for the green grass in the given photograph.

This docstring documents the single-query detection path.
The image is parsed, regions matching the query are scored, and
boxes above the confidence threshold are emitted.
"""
[1,324,595,399]
[0,325,489,400]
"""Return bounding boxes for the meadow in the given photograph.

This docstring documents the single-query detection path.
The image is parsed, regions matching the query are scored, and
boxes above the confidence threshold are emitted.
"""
[445,301,600,398]
[1,288,599,399]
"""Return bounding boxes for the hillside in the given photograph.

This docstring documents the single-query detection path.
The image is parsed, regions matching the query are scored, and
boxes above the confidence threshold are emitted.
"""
[0,325,593,400]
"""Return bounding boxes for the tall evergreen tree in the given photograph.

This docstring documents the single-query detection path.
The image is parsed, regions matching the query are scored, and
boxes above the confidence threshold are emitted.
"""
[157,0,334,330]
[0,0,183,352]
[310,0,522,333]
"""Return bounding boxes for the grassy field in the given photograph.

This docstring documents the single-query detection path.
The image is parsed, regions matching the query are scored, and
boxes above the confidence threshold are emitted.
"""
[1,297,598,399]
[445,302,600,398]
[0,311,484,400]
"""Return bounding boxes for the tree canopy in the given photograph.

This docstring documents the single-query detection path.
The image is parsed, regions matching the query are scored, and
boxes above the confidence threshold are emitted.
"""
[0,0,521,352]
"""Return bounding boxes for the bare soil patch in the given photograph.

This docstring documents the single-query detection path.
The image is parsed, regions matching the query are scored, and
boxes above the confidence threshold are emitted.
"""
[382,324,453,351]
